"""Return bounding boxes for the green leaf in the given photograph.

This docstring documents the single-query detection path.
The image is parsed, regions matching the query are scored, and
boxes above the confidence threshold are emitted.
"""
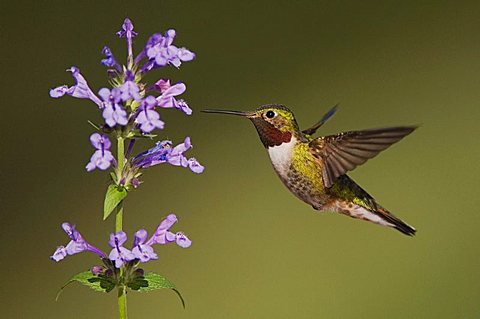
[56,271,112,301]
[103,184,127,220]
[137,272,185,308]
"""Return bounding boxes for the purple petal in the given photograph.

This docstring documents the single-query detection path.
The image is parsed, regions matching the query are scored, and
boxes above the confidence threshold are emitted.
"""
[188,158,205,173]
[109,246,135,268]
[120,80,142,101]
[175,232,192,248]
[163,82,186,97]
[109,231,128,247]
[65,239,88,255]
[86,150,114,171]
[178,48,195,61]
[171,137,191,156]
[132,244,158,262]
[102,104,128,127]
[52,223,106,260]
[49,85,69,98]
[86,162,96,172]
[90,133,111,150]
[142,95,158,108]
[177,100,193,115]
[165,29,176,46]
[100,46,121,71]
[170,56,181,68]
[66,67,103,107]
[135,109,165,133]
[50,246,67,261]
[158,214,178,231]
[116,18,137,38]
[167,154,189,167]
[133,229,148,247]
[154,79,171,93]
[146,214,178,245]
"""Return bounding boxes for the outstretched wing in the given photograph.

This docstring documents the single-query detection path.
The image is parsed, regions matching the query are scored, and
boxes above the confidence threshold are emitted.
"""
[309,126,417,188]
[302,104,338,136]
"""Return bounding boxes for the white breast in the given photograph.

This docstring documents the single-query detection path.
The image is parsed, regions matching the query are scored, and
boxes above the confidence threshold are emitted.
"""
[267,138,296,178]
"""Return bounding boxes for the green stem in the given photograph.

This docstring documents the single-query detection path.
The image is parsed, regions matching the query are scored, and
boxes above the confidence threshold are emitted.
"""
[117,137,125,175]
[118,285,128,319]
[116,137,127,319]
[116,137,125,233]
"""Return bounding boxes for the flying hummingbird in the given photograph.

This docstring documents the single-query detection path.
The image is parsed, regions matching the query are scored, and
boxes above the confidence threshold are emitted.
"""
[202,104,417,236]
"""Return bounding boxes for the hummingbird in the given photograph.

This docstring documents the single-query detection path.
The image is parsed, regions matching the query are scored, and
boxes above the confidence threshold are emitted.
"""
[202,104,417,236]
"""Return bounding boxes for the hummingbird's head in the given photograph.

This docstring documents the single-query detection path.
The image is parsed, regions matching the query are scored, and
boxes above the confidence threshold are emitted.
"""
[202,104,302,148]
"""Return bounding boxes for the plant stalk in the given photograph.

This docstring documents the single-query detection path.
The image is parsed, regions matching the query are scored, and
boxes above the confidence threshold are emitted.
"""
[116,137,127,319]
[118,285,128,319]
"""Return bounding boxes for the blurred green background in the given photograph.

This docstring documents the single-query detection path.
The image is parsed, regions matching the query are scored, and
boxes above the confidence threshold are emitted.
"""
[2,0,480,318]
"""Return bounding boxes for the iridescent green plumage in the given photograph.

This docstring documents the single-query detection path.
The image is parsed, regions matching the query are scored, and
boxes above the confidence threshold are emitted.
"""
[202,105,417,236]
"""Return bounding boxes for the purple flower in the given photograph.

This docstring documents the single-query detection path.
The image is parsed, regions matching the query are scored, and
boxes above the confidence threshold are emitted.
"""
[167,137,192,167]
[140,29,195,71]
[50,223,106,262]
[116,18,137,40]
[117,18,137,65]
[101,46,122,72]
[86,133,115,172]
[119,71,142,101]
[132,229,158,262]
[135,96,164,133]
[50,67,102,107]
[98,88,128,127]
[132,137,203,173]
[108,232,135,268]
[156,81,192,115]
[146,214,192,248]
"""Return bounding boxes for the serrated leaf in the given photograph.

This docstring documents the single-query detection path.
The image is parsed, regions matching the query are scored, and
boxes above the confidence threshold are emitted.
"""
[138,272,185,308]
[56,271,109,301]
[127,277,149,291]
[103,184,127,220]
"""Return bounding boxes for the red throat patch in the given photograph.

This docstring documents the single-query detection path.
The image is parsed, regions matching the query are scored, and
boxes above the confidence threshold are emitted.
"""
[250,118,292,147]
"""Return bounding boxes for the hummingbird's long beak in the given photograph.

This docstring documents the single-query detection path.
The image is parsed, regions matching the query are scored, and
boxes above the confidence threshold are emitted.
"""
[201,109,250,117]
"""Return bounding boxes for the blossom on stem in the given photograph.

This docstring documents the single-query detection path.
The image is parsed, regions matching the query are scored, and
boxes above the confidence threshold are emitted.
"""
[146,214,192,248]
[132,229,158,262]
[117,18,137,62]
[108,231,135,268]
[101,46,122,72]
[135,96,164,133]
[139,29,195,72]
[50,223,106,262]
[132,137,204,173]
[116,18,137,40]
[86,133,115,172]
[119,71,142,101]
[49,67,102,107]
[156,81,192,115]
[98,88,128,127]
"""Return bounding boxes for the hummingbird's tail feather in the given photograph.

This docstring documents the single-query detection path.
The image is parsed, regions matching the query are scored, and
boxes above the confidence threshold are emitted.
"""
[374,206,416,236]
[330,201,416,236]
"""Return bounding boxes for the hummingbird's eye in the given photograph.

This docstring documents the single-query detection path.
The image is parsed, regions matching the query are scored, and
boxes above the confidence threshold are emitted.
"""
[265,110,276,119]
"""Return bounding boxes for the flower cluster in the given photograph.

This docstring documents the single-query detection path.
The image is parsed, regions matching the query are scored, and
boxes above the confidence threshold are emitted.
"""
[49,18,202,179]
[51,214,191,268]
